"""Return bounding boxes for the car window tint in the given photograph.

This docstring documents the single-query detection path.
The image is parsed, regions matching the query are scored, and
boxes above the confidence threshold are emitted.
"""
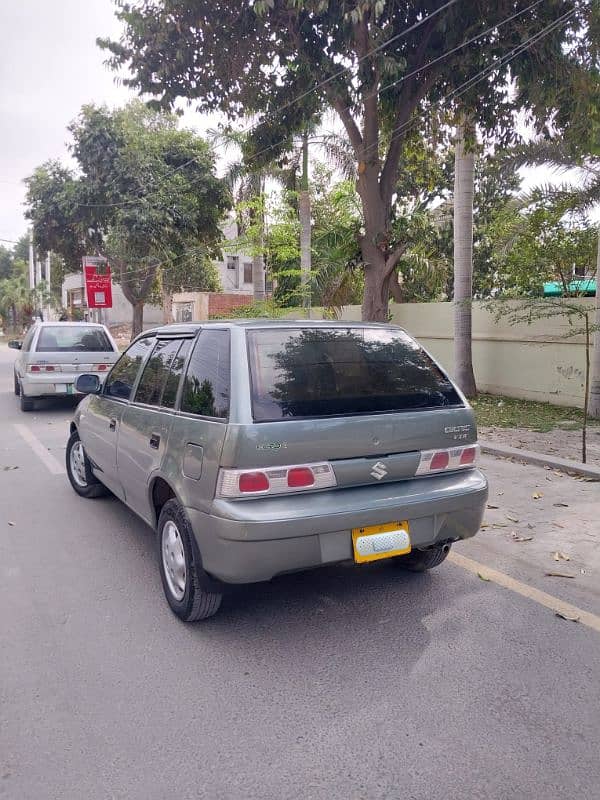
[247,327,462,421]
[161,339,192,409]
[181,330,230,418]
[104,338,154,400]
[134,339,183,406]
[36,325,114,353]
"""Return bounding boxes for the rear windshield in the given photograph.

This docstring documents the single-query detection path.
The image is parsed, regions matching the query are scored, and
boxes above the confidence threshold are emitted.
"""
[36,326,114,353]
[247,327,462,421]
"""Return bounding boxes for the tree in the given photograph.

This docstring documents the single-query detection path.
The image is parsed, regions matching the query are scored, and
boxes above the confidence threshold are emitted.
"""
[0,246,13,280]
[26,102,230,337]
[0,262,33,332]
[101,0,595,321]
[453,120,477,396]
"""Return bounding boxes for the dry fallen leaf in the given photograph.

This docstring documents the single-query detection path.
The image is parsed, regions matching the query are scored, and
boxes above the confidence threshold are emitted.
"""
[553,502,569,508]
[477,572,491,582]
[555,610,580,622]
[7,521,15,527]
[487,504,499,509]
[497,491,504,496]
[532,492,543,500]
[511,532,533,542]
[545,571,575,579]
[553,551,570,562]
[506,515,519,523]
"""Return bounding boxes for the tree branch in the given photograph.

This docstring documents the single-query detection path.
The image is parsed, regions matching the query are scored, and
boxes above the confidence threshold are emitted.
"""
[385,243,408,274]
[325,86,363,156]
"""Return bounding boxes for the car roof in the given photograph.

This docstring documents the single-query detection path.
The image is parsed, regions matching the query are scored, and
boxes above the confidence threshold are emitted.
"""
[140,319,404,337]
[32,321,107,327]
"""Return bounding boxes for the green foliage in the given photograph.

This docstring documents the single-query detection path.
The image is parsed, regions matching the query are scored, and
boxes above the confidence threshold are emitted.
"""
[472,393,599,432]
[0,246,13,280]
[488,203,598,295]
[25,101,231,330]
[228,299,288,319]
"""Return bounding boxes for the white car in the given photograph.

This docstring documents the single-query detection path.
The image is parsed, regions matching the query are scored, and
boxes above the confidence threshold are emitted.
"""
[9,322,119,412]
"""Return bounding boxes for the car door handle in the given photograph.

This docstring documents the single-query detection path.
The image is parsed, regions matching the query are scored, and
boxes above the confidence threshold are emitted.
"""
[109,418,117,431]
[149,433,160,450]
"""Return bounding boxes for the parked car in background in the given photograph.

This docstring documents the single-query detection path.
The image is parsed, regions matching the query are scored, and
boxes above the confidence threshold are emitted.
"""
[9,322,119,412]
[65,321,488,622]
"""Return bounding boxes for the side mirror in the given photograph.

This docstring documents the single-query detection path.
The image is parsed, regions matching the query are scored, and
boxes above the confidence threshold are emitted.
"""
[8,340,22,350]
[75,374,101,395]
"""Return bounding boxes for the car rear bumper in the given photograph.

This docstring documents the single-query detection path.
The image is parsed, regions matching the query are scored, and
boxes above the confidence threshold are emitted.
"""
[20,373,92,397]
[187,468,488,583]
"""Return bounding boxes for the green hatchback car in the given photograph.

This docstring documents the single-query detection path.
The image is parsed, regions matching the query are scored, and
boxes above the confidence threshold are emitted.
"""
[66,321,488,622]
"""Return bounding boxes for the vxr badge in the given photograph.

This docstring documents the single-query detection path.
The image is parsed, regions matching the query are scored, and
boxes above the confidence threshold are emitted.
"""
[370,461,387,480]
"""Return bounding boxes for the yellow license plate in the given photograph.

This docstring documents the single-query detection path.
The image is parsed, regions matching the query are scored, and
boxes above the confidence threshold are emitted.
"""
[352,521,411,564]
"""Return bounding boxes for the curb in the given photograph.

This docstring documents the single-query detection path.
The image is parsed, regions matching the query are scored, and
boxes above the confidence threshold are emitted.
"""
[479,441,600,480]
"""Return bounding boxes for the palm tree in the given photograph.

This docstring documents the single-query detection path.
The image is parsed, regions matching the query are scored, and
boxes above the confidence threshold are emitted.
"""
[0,268,32,332]
[452,120,477,398]
[507,141,600,416]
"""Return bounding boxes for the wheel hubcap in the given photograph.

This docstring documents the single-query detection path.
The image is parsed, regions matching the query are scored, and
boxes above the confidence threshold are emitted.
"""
[70,441,88,487]
[162,521,186,601]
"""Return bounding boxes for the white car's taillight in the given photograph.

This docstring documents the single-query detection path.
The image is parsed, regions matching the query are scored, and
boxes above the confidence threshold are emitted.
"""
[416,444,480,475]
[28,364,61,373]
[217,462,337,498]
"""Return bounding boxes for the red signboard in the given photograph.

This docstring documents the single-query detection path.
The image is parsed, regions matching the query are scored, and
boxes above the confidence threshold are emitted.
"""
[83,256,113,309]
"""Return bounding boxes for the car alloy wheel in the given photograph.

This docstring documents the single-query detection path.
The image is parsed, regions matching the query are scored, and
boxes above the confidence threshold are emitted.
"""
[162,520,187,601]
[69,440,89,488]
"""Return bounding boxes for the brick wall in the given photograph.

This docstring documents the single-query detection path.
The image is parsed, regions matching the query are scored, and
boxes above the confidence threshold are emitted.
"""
[208,293,253,317]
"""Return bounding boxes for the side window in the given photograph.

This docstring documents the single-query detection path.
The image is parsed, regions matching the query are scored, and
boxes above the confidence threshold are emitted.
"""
[161,339,192,409]
[104,338,154,400]
[134,339,182,407]
[181,330,230,418]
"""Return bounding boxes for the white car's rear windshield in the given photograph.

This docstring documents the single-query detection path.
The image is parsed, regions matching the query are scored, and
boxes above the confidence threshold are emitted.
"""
[36,326,114,353]
[247,327,462,421]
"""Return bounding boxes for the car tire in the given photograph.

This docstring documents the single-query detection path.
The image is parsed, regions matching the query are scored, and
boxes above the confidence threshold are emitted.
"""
[65,431,108,498]
[158,499,223,622]
[394,543,451,572]
[19,388,34,412]
[14,373,20,396]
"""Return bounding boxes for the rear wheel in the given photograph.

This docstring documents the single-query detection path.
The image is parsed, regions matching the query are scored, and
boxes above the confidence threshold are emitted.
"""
[394,543,451,572]
[158,499,222,622]
[19,388,34,412]
[65,431,107,498]
[14,373,20,396]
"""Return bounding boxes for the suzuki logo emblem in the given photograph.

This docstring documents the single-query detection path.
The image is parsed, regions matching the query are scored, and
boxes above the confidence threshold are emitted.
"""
[370,461,387,480]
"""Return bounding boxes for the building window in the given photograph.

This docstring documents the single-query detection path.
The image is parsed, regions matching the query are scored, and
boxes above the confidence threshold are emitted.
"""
[243,262,253,285]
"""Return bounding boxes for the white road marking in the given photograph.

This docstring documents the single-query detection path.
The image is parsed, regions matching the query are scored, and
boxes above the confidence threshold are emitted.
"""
[13,424,66,476]
[449,552,600,634]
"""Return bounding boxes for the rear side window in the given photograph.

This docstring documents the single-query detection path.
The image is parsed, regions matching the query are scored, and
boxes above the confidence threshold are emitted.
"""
[247,327,462,421]
[36,325,114,353]
[104,337,154,400]
[22,328,36,352]
[134,338,185,407]
[181,330,230,418]
[161,339,192,409]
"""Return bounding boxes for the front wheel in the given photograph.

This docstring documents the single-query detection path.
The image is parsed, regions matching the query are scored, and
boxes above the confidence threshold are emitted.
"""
[65,431,108,498]
[158,499,222,622]
[394,543,451,572]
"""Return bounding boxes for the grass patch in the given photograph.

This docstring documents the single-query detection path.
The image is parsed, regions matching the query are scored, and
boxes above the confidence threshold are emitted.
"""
[471,394,599,433]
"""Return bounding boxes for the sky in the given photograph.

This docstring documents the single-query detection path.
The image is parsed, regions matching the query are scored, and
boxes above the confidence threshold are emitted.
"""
[0,1,594,249]
[0,0,220,247]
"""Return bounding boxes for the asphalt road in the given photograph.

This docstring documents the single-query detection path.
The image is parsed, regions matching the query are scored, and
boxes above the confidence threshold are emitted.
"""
[1,343,599,800]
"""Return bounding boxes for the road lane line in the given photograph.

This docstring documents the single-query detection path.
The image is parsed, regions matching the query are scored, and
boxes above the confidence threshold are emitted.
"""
[449,552,600,634]
[13,424,66,476]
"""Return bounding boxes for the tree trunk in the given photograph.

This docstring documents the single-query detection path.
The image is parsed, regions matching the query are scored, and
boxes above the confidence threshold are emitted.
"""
[161,283,173,325]
[299,130,312,313]
[588,228,600,418]
[452,121,477,399]
[132,301,144,339]
[252,253,265,301]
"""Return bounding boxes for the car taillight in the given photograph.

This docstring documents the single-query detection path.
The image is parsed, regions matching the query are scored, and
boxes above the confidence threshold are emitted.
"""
[95,364,110,371]
[238,472,270,493]
[217,462,336,498]
[28,364,61,373]
[416,444,480,476]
